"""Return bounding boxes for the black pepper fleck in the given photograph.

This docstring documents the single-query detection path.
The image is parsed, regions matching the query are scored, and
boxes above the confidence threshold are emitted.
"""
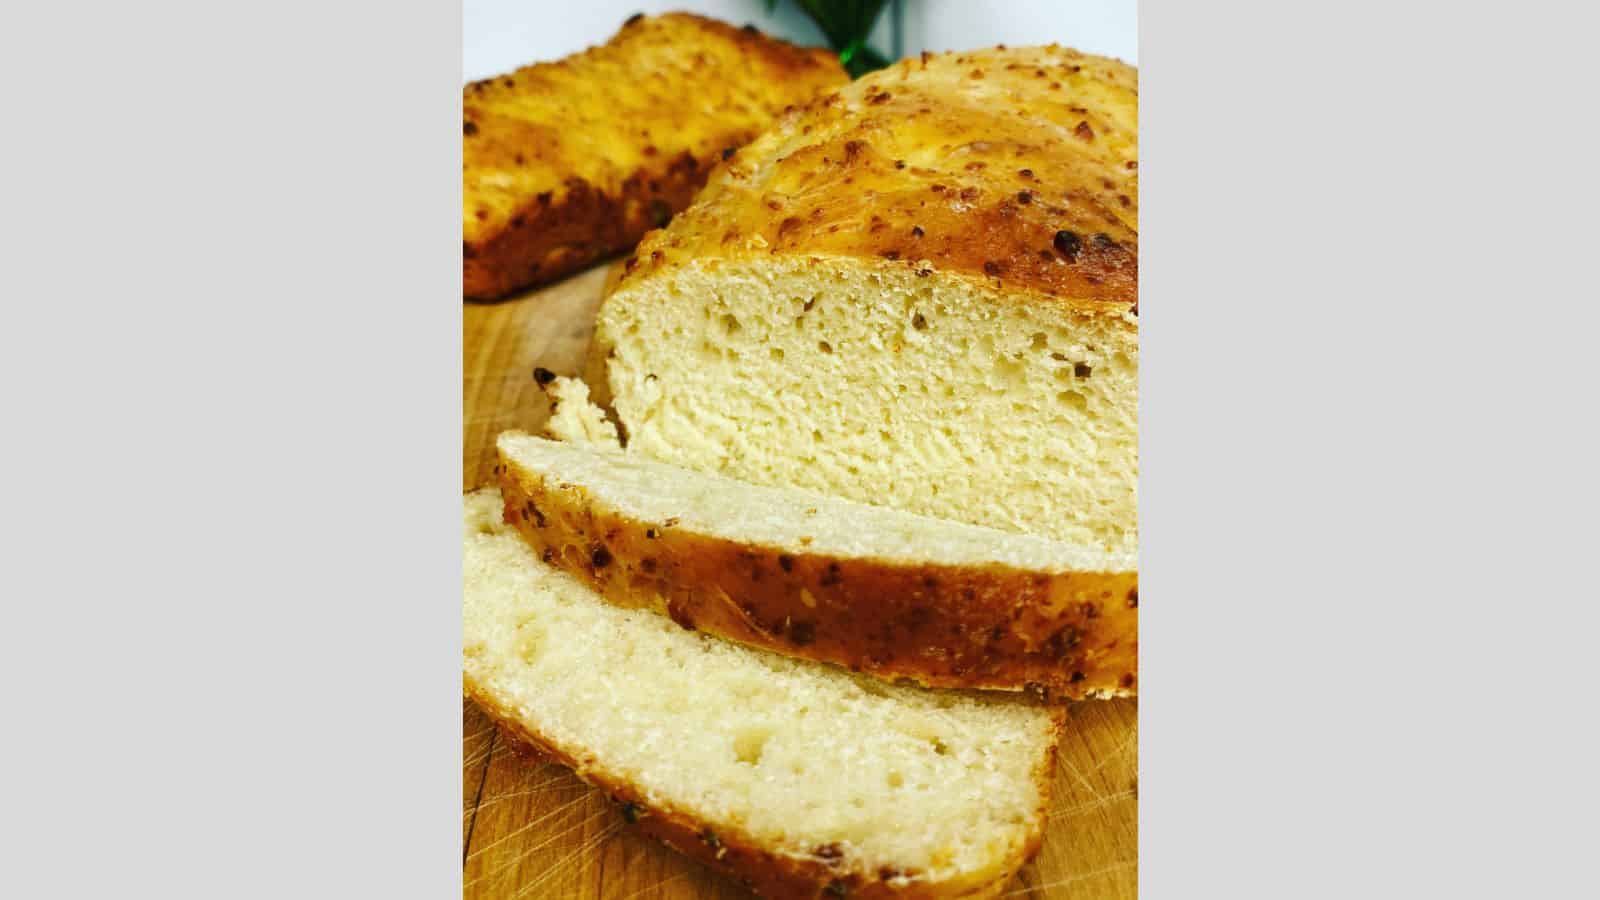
[1053,230,1082,260]
[648,199,672,227]
[1048,625,1079,657]
[533,367,556,385]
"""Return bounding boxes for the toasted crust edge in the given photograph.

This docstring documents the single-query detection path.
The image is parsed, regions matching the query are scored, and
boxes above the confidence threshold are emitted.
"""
[463,148,717,300]
[465,683,1060,900]
[607,45,1139,317]
[493,442,1138,700]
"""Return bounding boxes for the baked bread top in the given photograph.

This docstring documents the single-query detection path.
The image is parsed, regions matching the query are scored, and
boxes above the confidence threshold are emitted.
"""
[617,43,1139,314]
[464,12,846,295]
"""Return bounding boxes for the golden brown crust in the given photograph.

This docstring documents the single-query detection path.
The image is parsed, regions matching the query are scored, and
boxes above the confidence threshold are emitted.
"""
[466,685,1061,899]
[615,44,1138,315]
[494,453,1138,701]
[463,13,848,299]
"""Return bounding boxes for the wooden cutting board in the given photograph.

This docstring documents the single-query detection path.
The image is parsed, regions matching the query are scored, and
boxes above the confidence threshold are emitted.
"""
[462,266,1138,899]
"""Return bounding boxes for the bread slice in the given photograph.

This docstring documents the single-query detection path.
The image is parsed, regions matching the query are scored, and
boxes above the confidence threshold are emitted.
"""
[463,13,848,299]
[585,45,1138,553]
[494,432,1136,699]
[465,488,1064,899]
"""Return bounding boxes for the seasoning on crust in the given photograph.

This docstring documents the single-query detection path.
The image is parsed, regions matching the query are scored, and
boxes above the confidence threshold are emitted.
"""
[463,13,848,299]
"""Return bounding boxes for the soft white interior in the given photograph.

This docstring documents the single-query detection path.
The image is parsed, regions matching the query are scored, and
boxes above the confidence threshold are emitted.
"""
[501,431,1133,574]
[543,377,621,449]
[596,257,1138,553]
[464,489,1056,881]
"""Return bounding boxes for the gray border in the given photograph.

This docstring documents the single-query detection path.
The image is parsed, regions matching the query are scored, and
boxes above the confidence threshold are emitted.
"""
[1142,0,1597,894]
[1,1,461,896]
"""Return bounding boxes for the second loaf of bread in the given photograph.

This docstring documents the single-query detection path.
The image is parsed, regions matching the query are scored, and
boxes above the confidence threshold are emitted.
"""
[463,13,848,299]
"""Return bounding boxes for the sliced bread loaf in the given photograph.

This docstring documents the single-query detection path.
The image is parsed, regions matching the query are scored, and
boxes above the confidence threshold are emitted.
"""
[494,431,1137,699]
[586,44,1138,553]
[464,488,1063,899]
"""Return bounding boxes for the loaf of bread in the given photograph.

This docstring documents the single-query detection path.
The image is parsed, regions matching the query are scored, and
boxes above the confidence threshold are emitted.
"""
[585,45,1138,553]
[464,488,1063,899]
[463,13,848,299]
[494,431,1136,699]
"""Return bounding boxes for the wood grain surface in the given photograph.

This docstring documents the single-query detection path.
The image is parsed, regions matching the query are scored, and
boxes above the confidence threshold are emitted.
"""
[462,265,1138,899]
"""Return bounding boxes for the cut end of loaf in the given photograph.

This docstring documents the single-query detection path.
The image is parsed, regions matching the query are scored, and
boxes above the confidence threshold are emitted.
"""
[594,256,1138,552]
[464,488,1062,896]
[589,43,1139,553]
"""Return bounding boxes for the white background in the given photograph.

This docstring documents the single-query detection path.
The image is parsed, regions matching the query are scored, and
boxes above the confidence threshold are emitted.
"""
[465,0,1137,81]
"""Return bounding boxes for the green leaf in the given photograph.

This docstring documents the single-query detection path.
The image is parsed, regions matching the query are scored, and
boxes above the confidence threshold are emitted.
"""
[778,0,894,78]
